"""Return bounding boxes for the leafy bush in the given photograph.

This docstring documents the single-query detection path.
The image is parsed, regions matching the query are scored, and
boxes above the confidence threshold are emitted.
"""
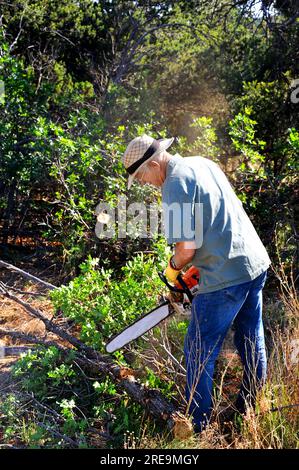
[10,343,155,448]
[228,99,298,269]
[13,346,77,400]
[50,238,171,352]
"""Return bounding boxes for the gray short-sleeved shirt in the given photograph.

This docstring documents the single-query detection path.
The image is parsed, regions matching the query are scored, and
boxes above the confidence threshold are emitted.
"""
[162,154,271,293]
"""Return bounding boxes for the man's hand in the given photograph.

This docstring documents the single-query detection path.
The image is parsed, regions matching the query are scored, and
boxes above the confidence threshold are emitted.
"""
[164,258,181,283]
[164,241,196,283]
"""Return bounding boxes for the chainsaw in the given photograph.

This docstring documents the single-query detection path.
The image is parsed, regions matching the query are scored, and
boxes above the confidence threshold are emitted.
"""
[105,266,200,353]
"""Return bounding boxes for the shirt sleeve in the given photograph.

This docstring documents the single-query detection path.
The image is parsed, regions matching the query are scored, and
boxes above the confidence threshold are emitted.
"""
[162,174,197,244]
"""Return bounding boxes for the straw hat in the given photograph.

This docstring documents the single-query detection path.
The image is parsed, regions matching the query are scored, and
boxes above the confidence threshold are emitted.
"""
[122,134,174,189]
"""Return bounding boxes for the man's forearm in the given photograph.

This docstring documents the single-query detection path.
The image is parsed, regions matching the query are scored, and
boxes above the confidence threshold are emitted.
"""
[172,241,196,270]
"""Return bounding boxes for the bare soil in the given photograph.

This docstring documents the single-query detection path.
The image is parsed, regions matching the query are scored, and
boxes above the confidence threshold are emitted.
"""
[0,248,66,395]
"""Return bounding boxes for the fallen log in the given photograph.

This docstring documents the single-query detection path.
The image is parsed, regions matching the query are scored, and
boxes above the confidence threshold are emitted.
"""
[0,267,193,438]
[63,354,193,438]
[0,326,192,438]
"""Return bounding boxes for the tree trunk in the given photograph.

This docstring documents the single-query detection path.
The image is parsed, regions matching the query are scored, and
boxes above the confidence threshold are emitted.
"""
[1,178,16,244]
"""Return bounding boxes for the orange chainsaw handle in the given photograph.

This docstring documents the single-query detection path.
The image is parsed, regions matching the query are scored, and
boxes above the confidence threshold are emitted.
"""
[175,265,200,290]
[158,271,194,303]
[158,271,184,292]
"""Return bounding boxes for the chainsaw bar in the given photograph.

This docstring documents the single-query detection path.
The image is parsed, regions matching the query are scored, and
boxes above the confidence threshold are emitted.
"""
[105,300,171,353]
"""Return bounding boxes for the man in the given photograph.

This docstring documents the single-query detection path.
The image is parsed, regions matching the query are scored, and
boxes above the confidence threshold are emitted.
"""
[122,133,271,432]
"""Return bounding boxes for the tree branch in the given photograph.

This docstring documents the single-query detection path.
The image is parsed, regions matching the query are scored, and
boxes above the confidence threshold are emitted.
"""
[0,267,192,436]
[0,327,66,352]
[0,260,56,290]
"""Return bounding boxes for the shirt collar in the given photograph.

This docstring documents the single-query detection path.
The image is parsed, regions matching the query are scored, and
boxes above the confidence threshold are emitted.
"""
[165,153,183,177]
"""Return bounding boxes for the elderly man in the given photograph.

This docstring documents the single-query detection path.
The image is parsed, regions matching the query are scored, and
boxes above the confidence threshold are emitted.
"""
[122,134,271,432]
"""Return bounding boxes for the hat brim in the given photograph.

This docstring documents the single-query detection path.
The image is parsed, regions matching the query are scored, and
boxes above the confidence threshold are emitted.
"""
[127,137,174,189]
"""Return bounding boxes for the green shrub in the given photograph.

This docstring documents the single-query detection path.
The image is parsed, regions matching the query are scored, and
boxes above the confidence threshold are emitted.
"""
[50,238,171,352]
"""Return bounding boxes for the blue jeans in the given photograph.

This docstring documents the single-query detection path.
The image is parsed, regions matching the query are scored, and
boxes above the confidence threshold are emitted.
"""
[184,270,268,431]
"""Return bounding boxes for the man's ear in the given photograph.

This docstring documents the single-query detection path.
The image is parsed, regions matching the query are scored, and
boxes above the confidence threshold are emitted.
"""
[148,160,160,169]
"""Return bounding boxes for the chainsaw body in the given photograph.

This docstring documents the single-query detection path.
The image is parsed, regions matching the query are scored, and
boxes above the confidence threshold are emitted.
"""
[159,265,200,318]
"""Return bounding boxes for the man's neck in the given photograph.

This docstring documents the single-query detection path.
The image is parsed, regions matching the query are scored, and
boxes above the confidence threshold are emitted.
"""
[160,152,172,183]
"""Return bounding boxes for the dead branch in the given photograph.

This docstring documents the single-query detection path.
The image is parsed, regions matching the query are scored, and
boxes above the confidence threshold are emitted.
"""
[16,391,111,445]
[145,333,186,373]
[0,345,35,357]
[22,392,66,423]
[0,327,66,352]
[35,421,79,448]
[0,270,193,436]
[270,404,299,413]
[2,284,46,296]
[0,282,98,357]
[0,260,56,290]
